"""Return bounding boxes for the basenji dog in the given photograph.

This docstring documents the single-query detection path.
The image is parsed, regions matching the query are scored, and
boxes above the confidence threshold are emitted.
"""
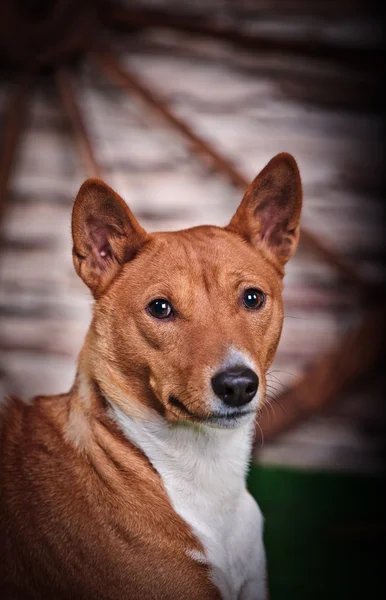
[0,153,302,600]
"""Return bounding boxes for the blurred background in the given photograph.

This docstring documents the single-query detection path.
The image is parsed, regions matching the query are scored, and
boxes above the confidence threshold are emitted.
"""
[0,1,385,598]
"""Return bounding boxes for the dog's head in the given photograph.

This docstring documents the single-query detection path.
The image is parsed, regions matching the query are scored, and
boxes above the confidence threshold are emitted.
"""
[72,153,302,428]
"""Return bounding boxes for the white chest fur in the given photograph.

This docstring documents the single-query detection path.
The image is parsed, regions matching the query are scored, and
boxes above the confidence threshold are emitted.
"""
[110,405,266,600]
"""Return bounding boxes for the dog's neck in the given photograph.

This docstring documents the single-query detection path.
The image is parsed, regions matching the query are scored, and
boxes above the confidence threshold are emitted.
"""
[69,351,254,499]
[68,335,255,510]
[108,397,255,576]
[109,400,254,491]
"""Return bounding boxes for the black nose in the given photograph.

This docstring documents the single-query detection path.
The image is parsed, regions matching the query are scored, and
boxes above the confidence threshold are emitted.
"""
[211,367,259,407]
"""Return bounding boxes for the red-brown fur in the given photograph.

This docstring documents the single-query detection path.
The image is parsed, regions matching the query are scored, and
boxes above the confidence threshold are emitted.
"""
[0,391,220,600]
[0,153,302,599]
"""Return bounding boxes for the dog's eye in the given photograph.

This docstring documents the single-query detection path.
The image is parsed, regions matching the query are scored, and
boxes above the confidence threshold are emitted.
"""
[147,299,173,319]
[242,288,265,310]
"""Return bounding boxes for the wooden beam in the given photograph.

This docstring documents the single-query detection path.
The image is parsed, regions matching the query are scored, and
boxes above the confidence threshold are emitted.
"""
[0,77,31,225]
[92,50,248,189]
[0,342,72,358]
[106,5,382,70]
[92,49,369,289]
[254,303,386,445]
[55,68,104,179]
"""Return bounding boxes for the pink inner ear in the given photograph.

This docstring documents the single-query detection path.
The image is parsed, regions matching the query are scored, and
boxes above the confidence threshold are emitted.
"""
[253,177,297,238]
[88,222,115,269]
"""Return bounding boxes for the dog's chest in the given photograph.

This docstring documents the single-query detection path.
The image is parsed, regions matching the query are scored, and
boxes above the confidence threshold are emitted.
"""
[111,408,263,599]
[163,463,263,600]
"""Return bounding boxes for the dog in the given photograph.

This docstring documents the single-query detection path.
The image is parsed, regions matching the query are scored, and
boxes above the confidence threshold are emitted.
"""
[0,153,302,599]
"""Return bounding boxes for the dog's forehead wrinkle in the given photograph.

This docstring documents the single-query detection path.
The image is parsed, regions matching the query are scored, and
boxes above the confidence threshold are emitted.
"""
[139,232,223,286]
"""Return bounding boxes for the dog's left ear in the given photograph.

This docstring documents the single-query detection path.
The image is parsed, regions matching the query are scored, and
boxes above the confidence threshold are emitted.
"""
[227,153,302,267]
[72,178,149,298]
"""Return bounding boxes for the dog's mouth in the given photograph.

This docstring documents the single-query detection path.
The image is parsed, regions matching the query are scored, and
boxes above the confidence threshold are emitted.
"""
[168,394,254,427]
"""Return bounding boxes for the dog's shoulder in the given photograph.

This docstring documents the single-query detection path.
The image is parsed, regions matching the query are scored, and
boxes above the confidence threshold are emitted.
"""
[0,392,74,493]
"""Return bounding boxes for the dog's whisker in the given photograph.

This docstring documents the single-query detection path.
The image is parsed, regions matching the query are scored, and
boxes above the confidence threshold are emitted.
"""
[266,395,287,415]
[265,386,282,398]
[266,375,286,390]
[262,399,276,421]
[255,421,265,449]
[265,382,283,394]
[267,369,301,381]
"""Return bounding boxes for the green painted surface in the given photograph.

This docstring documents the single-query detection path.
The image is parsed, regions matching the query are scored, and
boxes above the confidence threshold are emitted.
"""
[247,465,385,600]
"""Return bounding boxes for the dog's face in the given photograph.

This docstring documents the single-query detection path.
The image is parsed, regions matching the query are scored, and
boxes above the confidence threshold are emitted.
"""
[72,154,302,428]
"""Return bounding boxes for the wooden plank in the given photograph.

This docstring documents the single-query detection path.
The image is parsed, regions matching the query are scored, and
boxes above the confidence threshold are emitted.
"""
[92,49,369,289]
[254,303,386,445]
[0,77,31,225]
[55,68,104,179]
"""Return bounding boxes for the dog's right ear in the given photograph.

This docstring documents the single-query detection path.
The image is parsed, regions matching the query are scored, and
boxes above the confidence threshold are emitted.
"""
[72,179,149,298]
